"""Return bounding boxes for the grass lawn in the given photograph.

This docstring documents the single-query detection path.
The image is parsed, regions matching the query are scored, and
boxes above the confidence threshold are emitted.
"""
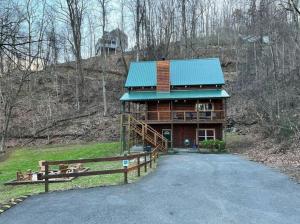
[0,142,152,205]
[225,132,254,153]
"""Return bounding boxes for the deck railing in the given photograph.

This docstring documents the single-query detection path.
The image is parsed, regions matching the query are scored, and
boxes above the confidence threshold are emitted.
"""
[126,114,168,152]
[130,110,225,122]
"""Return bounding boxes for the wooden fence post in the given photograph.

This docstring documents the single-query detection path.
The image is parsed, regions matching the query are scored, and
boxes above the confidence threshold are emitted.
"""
[124,154,128,184]
[144,154,147,172]
[124,165,128,184]
[137,156,141,177]
[44,162,49,192]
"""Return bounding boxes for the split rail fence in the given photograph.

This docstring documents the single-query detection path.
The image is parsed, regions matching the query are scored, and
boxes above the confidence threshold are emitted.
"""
[41,146,159,192]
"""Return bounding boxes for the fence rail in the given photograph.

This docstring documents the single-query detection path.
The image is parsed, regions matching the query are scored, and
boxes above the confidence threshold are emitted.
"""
[41,146,159,192]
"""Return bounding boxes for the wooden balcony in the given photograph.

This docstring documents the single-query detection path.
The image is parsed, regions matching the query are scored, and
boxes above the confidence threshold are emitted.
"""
[129,110,225,124]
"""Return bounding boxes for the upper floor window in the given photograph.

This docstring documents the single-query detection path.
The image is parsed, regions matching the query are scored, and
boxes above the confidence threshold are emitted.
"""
[195,103,213,111]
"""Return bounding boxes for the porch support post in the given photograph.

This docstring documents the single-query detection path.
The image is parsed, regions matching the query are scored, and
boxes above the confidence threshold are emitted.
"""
[196,99,199,121]
[145,101,148,121]
[138,102,140,119]
[171,100,174,150]
[223,98,227,141]
[171,123,174,149]
[171,100,173,121]
[121,101,127,153]
[197,99,200,148]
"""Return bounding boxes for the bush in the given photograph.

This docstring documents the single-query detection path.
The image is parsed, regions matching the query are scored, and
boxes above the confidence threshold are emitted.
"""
[200,140,226,153]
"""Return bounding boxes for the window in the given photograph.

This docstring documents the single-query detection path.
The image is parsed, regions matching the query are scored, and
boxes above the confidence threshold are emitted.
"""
[195,103,213,111]
[197,129,215,142]
[196,103,214,119]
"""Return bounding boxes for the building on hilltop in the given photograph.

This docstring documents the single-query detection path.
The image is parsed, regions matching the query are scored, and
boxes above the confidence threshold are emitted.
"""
[95,28,128,55]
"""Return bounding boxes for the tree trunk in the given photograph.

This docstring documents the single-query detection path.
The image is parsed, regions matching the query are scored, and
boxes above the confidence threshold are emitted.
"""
[136,0,141,61]
[102,69,107,116]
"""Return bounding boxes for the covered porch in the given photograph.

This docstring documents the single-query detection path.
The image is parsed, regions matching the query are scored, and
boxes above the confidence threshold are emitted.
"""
[122,99,226,124]
[120,89,229,124]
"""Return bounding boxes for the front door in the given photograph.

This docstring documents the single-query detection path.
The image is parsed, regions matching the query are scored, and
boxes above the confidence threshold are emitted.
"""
[162,129,172,148]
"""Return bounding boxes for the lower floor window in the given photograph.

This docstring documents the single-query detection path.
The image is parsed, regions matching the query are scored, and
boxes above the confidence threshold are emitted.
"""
[198,129,215,142]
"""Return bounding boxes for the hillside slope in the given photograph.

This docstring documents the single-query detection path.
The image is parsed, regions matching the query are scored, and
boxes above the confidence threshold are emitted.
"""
[3,54,131,147]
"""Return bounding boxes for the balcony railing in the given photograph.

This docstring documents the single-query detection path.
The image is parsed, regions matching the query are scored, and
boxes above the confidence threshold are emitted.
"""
[129,110,225,122]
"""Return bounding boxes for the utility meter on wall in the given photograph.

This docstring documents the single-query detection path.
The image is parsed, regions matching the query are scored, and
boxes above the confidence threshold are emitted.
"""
[184,139,190,147]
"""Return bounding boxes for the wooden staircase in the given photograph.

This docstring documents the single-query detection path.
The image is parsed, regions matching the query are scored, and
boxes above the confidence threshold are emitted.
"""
[122,114,168,153]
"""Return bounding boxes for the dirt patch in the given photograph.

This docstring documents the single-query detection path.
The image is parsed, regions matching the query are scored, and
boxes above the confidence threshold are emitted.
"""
[227,133,300,183]
[242,138,300,182]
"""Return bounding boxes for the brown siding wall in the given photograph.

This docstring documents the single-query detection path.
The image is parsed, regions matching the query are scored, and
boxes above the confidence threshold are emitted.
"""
[172,101,195,111]
[156,61,170,92]
[149,123,223,148]
[157,102,171,120]
[150,124,172,134]
[147,101,158,111]
[147,101,170,120]
[172,100,223,111]
[173,124,197,147]
[146,100,224,121]
[212,100,223,110]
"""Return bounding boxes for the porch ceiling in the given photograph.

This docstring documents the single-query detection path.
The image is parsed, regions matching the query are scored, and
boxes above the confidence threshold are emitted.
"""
[120,89,230,101]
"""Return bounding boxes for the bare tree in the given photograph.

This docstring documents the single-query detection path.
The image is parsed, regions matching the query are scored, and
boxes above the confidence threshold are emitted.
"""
[0,1,45,151]
[180,0,187,57]
[134,0,146,61]
[61,0,86,110]
[97,0,112,116]
[290,0,300,15]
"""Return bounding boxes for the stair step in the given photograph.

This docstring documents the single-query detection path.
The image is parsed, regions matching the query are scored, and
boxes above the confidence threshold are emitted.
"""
[125,114,168,153]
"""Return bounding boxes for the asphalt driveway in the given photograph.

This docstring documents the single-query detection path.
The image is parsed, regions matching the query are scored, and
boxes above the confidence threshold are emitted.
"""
[1,153,300,224]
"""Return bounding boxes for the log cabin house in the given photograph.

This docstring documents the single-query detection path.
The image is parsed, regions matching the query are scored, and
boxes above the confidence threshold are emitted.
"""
[120,58,230,152]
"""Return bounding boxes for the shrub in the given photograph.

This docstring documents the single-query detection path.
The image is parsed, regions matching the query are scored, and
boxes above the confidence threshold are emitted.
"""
[200,140,226,153]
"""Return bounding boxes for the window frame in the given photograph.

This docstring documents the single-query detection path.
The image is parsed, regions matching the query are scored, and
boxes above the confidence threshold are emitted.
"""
[196,129,216,144]
[195,103,214,112]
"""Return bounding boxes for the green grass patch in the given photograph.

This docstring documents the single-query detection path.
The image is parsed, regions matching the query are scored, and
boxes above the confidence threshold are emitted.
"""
[0,142,153,204]
[225,132,254,153]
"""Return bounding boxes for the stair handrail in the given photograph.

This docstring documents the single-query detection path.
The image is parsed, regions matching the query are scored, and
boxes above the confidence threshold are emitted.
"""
[126,114,168,152]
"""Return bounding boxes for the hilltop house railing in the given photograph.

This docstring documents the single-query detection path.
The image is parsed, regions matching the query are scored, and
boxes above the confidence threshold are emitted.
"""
[129,110,225,122]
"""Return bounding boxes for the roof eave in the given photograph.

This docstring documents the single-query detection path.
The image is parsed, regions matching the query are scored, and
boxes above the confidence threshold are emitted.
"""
[125,83,225,88]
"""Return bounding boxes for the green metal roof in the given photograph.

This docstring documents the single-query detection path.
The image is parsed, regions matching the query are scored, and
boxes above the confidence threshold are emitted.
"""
[125,58,225,87]
[125,61,157,87]
[120,89,230,101]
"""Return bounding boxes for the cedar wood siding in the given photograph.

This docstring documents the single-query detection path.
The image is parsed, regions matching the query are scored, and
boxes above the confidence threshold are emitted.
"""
[173,124,223,147]
[147,100,223,113]
[147,101,171,120]
[156,61,170,92]
[150,123,223,148]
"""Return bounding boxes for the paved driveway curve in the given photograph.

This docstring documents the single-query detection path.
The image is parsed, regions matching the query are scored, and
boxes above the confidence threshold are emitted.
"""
[1,154,300,224]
